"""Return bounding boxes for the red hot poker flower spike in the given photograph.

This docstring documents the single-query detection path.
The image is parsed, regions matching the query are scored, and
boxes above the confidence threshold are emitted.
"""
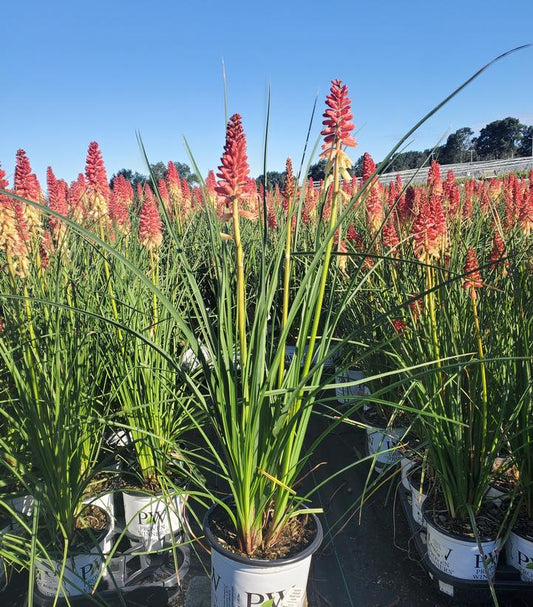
[138,185,162,250]
[85,141,110,221]
[463,247,483,296]
[215,114,250,203]
[320,79,357,158]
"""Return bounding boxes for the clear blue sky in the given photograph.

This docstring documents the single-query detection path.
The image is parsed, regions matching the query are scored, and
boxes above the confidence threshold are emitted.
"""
[2,0,532,186]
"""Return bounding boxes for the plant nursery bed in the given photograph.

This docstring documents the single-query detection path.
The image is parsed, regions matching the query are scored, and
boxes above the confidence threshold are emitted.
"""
[398,485,533,605]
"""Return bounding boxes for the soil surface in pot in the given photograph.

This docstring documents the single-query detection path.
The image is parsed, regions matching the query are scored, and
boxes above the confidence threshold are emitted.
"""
[84,471,119,498]
[76,504,108,533]
[119,471,184,494]
[408,465,434,493]
[513,511,533,540]
[209,506,316,560]
[38,505,110,553]
[363,404,408,428]
[424,491,504,540]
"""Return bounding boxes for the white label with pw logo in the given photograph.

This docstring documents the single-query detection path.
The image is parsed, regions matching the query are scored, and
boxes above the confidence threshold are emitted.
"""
[210,550,311,607]
[426,520,501,581]
[122,491,185,548]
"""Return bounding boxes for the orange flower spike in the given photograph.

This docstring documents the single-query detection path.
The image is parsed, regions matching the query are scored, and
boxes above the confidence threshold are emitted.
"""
[489,231,507,273]
[392,319,407,334]
[320,80,356,189]
[320,79,357,155]
[427,160,443,198]
[14,149,40,202]
[282,158,295,214]
[157,178,171,215]
[108,177,131,234]
[382,223,400,255]
[47,167,69,242]
[0,167,26,260]
[216,113,250,203]
[519,188,533,235]
[85,141,110,221]
[14,149,42,240]
[138,185,162,250]
[181,177,192,212]
[68,174,87,223]
[166,161,182,218]
[39,229,54,270]
[462,247,483,297]
[361,152,377,184]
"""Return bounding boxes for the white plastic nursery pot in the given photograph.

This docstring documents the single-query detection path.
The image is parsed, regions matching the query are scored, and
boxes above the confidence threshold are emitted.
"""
[284,344,335,369]
[400,457,419,492]
[83,491,115,554]
[506,527,533,582]
[35,549,107,598]
[204,503,323,607]
[423,505,501,581]
[334,368,369,405]
[8,494,34,518]
[407,473,427,527]
[35,511,112,598]
[485,483,508,507]
[122,490,185,549]
[0,494,34,534]
[365,425,406,472]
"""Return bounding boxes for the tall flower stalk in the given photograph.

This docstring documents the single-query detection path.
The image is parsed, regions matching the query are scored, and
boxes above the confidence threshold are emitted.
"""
[216,113,251,385]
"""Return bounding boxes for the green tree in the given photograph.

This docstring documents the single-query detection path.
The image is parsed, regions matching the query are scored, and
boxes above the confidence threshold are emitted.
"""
[438,127,474,164]
[256,171,285,189]
[474,117,525,160]
[111,168,147,189]
[307,159,327,181]
[149,161,199,184]
[385,150,431,173]
[517,125,533,157]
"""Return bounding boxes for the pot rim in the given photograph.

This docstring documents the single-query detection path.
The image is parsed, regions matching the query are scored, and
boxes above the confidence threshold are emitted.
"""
[361,406,408,432]
[203,501,323,567]
[121,482,188,499]
[510,526,533,542]
[422,502,501,544]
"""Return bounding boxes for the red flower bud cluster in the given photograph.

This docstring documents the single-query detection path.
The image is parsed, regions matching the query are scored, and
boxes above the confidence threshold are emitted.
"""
[282,158,295,214]
[489,231,507,273]
[215,114,250,203]
[85,142,109,221]
[47,167,69,242]
[138,185,162,250]
[462,247,483,296]
[392,319,407,334]
[320,79,356,158]
[411,192,446,262]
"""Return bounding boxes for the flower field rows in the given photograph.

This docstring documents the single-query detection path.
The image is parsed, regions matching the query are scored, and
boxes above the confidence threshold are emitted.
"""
[0,77,532,604]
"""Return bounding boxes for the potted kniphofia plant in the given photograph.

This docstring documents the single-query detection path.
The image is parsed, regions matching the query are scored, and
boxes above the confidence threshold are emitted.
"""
[0,183,114,601]
[105,184,198,550]
[383,228,522,584]
[503,240,533,581]
[182,80,365,606]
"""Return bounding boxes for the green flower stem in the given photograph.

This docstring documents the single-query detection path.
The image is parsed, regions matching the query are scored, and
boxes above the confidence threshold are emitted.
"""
[470,288,488,462]
[278,195,293,389]
[99,217,123,345]
[232,196,248,403]
[269,141,341,541]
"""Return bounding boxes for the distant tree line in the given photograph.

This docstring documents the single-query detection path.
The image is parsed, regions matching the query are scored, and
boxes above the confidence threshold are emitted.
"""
[112,117,533,189]
[110,161,199,188]
[309,117,533,179]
